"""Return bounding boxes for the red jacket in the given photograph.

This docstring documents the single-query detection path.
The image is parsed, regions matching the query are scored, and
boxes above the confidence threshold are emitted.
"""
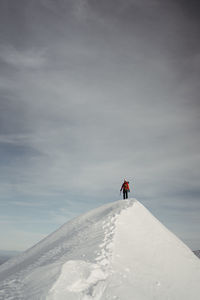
[120,181,130,192]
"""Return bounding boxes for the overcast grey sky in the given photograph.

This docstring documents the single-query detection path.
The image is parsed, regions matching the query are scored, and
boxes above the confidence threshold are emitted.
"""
[0,0,200,251]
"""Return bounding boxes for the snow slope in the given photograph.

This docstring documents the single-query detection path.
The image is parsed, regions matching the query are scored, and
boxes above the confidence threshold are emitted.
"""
[0,199,200,300]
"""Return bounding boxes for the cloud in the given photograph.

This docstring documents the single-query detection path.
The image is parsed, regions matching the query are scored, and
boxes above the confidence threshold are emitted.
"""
[0,46,46,69]
[8,201,45,207]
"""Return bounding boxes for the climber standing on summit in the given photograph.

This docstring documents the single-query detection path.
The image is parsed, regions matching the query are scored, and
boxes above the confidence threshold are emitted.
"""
[120,179,130,199]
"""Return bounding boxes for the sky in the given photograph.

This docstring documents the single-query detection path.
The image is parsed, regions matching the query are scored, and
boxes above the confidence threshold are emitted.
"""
[0,0,200,251]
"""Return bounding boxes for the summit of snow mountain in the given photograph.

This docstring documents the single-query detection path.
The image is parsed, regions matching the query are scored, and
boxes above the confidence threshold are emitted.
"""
[0,198,200,300]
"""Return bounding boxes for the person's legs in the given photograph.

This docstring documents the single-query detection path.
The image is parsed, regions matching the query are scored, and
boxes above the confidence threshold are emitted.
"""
[123,190,126,199]
[123,190,128,199]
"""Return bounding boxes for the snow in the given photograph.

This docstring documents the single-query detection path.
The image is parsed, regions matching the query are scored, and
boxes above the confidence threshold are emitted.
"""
[0,199,200,300]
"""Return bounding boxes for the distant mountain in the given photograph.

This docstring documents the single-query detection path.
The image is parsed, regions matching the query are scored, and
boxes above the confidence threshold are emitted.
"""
[194,250,200,259]
[0,251,20,265]
[0,256,10,265]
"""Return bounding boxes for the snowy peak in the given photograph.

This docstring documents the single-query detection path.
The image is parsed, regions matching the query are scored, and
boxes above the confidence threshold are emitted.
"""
[0,199,200,300]
[0,199,134,299]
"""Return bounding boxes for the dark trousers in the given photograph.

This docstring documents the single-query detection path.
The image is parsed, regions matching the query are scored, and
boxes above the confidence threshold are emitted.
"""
[123,189,128,199]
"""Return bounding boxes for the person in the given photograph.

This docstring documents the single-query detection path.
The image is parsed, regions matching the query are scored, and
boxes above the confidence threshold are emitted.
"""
[120,179,130,199]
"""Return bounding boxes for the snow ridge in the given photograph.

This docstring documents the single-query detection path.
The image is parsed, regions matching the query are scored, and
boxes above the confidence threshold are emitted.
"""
[95,214,116,267]
[48,201,131,300]
[1,198,200,300]
[0,199,135,300]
